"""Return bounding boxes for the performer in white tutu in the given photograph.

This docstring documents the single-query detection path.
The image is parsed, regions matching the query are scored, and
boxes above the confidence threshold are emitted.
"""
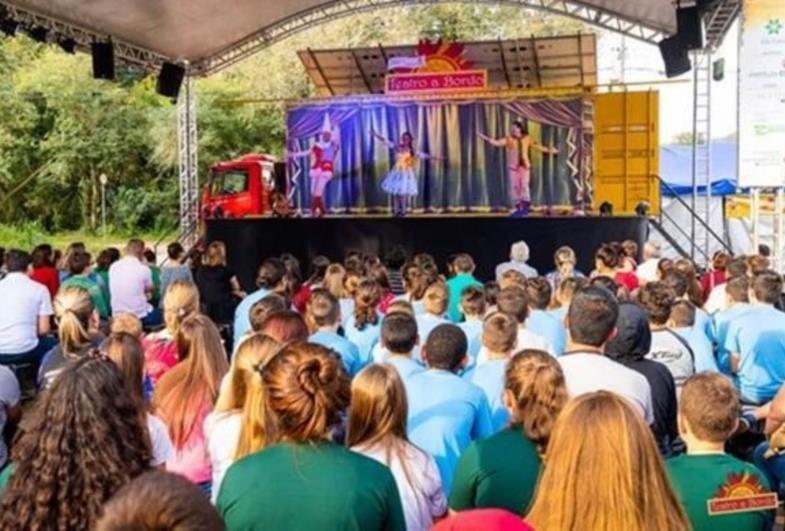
[372,130,437,217]
[289,114,339,218]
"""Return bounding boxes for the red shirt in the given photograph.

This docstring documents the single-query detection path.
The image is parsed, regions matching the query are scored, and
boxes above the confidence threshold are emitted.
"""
[141,334,179,386]
[701,270,726,302]
[30,266,59,299]
[614,271,640,292]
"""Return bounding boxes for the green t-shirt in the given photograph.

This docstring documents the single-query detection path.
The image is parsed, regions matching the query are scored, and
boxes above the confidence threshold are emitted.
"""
[149,265,161,307]
[449,427,542,515]
[667,453,774,531]
[61,275,110,320]
[446,273,483,322]
[218,442,406,531]
[0,464,13,492]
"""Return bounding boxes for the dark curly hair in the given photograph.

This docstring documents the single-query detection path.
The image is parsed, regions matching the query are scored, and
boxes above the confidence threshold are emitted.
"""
[0,357,152,531]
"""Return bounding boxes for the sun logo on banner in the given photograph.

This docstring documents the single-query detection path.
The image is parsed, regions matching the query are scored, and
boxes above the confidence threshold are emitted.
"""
[714,471,767,498]
[395,39,471,73]
[766,18,782,35]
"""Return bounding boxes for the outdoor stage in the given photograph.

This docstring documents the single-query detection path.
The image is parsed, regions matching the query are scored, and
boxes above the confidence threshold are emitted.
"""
[207,215,649,290]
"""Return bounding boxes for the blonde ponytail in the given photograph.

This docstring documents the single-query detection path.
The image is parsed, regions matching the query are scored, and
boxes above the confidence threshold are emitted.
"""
[163,280,200,336]
[54,286,94,356]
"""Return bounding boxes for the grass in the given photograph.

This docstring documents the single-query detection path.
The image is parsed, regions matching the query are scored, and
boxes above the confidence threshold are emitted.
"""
[0,223,174,255]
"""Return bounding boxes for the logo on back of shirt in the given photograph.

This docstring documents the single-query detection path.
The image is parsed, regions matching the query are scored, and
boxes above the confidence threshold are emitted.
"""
[707,471,778,515]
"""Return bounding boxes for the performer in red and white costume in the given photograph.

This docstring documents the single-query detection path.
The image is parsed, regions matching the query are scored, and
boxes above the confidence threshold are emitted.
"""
[290,114,340,217]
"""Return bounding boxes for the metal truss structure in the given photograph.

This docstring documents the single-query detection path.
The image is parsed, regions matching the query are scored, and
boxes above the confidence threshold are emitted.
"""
[177,76,200,247]
[195,0,669,75]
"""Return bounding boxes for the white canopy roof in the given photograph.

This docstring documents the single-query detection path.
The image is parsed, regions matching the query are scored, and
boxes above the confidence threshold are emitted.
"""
[0,0,728,75]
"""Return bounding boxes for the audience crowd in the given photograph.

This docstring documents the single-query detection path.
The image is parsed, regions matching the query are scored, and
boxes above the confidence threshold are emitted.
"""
[0,236,783,530]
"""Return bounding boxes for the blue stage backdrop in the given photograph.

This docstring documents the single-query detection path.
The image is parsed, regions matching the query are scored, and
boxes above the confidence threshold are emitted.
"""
[286,96,590,213]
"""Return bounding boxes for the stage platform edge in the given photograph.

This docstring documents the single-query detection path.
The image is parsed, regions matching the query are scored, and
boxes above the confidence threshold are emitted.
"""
[206,215,649,290]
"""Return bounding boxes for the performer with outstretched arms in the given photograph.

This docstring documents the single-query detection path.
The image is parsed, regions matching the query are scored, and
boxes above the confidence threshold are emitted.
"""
[479,120,558,215]
[372,130,437,217]
[288,114,339,217]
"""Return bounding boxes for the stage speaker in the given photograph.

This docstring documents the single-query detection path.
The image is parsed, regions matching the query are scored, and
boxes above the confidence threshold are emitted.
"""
[92,40,114,80]
[677,5,703,50]
[156,62,186,100]
[272,162,287,192]
[659,36,691,78]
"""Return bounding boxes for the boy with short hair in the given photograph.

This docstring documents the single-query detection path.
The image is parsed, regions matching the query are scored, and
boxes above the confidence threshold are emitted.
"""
[249,294,288,333]
[667,373,774,531]
[725,271,785,404]
[416,283,450,344]
[713,276,751,376]
[668,300,718,373]
[446,254,482,322]
[639,281,695,393]
[457,286,486,366]
[61,251,110,320]
[524,277,565,355]
[706,257,749,314]
[405,324,493,495]
[380,312,423,380]
[663,270,714,342]
[491,286,552,361]
[307,289,362,376]
[548,276,588,322]
[463,313,517,432]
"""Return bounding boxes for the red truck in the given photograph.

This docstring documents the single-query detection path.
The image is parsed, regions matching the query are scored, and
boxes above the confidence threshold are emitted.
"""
[201,154,280,219]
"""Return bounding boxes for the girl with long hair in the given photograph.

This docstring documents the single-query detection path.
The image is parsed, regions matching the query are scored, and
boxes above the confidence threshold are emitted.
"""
[526,391,689,531]
[142,279,200,386]
[29,243,58,299]
[674,258,705,306]
[0,357,151,530]
[344,278,382,366]
[217,343,405,530]
[323,263,347,300]
[104,332,174,468]
[451,349,567,514]
[206,333,280,502]
[39,285,102,388]
[293,255,331,313]
[399,261,427,315]
[373,130,437,217]
[152,314,229,491]
[593,242,639,292]
[349,364,446,530]
[340,269,361,321]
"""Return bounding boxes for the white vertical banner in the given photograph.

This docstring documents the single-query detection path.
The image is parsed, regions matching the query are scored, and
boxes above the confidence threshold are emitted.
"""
[739,0,785,187]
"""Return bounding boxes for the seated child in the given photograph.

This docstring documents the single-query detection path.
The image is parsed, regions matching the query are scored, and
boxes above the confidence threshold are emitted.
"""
[380,312,423,381]
[457,286,486,366]
[524,278,566,355]
[307,289,362,376]
[667,373,774,531]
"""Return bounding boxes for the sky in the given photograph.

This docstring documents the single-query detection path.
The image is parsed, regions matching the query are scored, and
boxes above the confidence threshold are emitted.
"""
[596,20,740,143]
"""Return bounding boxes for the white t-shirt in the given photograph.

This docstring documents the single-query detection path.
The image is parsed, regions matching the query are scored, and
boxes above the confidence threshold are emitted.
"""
[204,410,242,503]
[0,366,21,466]
[647,329,695,393]
[147,413,174,467]
[705,283,728,314]
[636,258,660,283]
[0,272,53,353]
[354,441,447,531]
[559,352,654,424]
[109,256,153,318]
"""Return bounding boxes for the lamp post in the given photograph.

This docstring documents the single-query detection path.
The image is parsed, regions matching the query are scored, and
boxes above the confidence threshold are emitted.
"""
[99,173,108,239]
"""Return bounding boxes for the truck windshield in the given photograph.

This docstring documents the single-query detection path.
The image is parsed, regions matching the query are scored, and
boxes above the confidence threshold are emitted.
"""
[213,170,249,195]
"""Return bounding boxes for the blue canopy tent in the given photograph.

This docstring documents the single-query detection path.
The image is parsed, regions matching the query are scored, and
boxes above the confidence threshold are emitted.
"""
[659,140,738,196]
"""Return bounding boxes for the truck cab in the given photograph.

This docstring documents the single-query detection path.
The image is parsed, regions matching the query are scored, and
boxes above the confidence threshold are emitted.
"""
[201,154,277,219]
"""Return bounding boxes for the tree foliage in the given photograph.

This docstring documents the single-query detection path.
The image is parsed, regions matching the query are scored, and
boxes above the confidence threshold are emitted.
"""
[0,5,589,233]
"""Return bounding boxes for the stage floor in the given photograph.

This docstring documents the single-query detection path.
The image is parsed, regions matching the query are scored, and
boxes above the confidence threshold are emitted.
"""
[207,215,649,290]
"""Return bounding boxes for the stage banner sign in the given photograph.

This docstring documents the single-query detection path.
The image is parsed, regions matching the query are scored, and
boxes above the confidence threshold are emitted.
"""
[739,0,785,187]
[386,70,487,95]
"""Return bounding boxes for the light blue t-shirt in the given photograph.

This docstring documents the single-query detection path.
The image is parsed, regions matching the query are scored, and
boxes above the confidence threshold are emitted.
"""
[694,307,715,343]
[343,314,381,369]
[713,303,752,375]
[724,305,785,404]
[458,319,483,366]
[309,330,362,376]
[385,355,424,381]
[404,369,494,496]
[416,313,450,345]
[672,326,718,374]
[463,359,509,433]
[526,309,566,356]
[233,288,271,341]
[547,306,568,324]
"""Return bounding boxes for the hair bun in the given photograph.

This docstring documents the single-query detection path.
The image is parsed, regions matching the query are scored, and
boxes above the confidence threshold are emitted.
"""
[296,357,325,397]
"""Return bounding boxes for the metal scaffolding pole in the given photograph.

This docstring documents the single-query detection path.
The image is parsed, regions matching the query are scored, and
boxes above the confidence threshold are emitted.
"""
[177,73,199,246]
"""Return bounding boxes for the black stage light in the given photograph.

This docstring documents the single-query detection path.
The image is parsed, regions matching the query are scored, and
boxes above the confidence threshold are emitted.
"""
[58,37,77,54]
[156,62,186,100]
[599,201,614,216]
[635,201,650,217]
[1,17,18,37]
[92,40,115,80]
[29,26,48,43]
